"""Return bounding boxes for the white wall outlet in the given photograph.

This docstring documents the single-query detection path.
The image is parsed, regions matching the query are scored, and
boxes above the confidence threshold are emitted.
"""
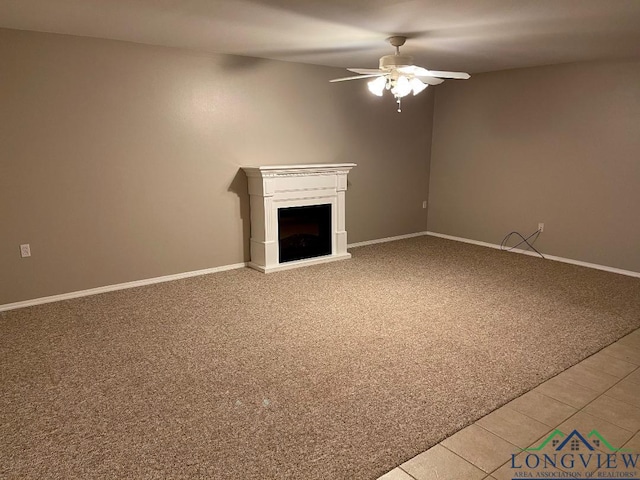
[538,223,544,232]
[422,200,427,209]
[20,244,31,258]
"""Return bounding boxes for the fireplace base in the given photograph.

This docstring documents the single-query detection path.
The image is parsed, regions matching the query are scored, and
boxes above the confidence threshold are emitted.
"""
[248,252,352,274]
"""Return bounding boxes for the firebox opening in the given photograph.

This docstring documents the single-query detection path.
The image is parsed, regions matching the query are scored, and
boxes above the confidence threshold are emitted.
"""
[278,204,332,263]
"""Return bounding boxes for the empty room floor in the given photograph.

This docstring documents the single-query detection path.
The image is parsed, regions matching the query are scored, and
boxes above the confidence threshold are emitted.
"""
[2,236,639,479]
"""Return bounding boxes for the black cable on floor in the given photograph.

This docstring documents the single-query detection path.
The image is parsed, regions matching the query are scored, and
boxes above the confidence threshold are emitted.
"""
[500,229,545,259]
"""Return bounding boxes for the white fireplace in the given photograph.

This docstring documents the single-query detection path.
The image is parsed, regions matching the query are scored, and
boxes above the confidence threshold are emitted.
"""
[242,163,356,273]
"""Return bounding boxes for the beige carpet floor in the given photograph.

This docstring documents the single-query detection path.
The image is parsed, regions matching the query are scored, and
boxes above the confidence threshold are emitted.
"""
[2,236,639,479]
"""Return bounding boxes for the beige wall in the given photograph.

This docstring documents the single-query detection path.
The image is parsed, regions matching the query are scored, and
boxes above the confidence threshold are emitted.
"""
[0,28,433,305]
[428,60,640,272]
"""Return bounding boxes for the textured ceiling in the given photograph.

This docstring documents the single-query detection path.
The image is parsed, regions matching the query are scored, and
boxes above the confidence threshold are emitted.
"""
[1,0,639,73]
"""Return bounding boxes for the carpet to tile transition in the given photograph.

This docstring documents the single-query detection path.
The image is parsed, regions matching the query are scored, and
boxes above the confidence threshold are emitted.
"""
[2,236,639,479]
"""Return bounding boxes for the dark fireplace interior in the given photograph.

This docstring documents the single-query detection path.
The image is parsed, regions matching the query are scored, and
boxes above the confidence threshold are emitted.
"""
[278,204,332,263]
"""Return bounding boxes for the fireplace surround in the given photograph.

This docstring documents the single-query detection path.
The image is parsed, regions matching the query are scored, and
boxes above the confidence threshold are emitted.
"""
[242,164,356,273]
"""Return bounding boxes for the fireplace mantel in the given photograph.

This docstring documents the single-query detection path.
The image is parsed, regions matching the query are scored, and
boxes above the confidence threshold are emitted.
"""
[242,163,356,273]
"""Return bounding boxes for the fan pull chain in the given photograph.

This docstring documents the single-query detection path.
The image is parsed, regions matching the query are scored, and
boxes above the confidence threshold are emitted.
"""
[397,97,402,113]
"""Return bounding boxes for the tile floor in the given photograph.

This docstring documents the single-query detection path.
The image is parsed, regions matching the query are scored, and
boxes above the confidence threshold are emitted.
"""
[378,328,640,480]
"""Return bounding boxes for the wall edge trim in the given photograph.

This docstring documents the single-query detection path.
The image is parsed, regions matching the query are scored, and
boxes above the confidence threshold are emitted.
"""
[0,263,248,312]
[426,231,640,278]
[347,231,429,248]
[5,229,636,312]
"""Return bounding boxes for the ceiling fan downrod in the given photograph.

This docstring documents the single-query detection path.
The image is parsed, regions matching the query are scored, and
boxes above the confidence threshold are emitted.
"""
[387,35,407,50]
[380,36,413,70]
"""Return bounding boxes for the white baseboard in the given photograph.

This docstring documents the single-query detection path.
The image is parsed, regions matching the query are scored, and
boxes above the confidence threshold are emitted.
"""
[4,230,637,312]
[0,263,247,312]
[3,232,430,312]
[426,231,640,278]
[348,231,428,248]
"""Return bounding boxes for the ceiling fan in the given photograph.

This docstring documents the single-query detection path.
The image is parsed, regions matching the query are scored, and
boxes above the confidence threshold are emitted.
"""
[330,36,470,112]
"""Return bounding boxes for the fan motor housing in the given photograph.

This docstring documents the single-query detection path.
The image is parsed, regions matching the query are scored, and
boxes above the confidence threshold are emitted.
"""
[379,54,413,70]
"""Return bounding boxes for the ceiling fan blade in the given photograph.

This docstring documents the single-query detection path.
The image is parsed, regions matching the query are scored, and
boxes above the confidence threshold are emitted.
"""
[401,66,470,79]
[424,70,471,79]
[329,74,383,83]
[414,76,445,85]
[347,68,385,75]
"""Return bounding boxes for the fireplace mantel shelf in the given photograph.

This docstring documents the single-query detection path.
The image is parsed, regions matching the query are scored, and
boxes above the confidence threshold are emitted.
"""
[243,164,356,177]
[242,163,356,273]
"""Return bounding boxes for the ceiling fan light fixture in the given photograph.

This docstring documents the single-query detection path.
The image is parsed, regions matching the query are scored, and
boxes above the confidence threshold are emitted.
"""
[367,76,386,96]
[410,77,428,95]
[391,75,412,98]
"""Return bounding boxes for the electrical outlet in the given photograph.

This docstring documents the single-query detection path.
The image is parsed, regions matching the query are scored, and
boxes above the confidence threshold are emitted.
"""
[422,201,427,209]
[20,244,31,258]
[538,223,544,232]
